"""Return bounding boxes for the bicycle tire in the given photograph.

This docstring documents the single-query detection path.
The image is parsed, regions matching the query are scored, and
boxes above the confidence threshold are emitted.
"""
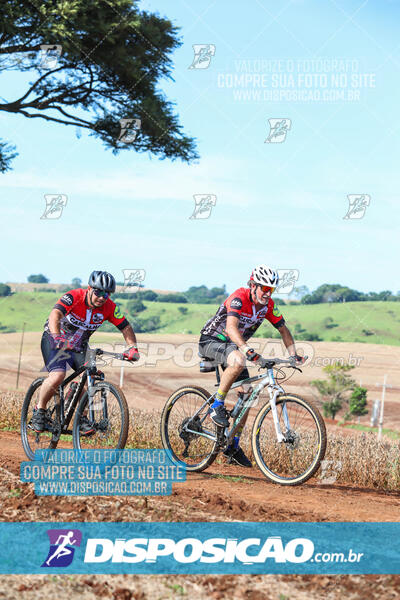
[20,378,62,460]
[252,393,327,486]
[160,385,219,472]
[72,382,129,450]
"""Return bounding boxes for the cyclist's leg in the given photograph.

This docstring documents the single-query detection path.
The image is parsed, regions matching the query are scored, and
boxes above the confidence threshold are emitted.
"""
[37,333,68,409]
[220,360,253,466]
[199,337,245,426]
[199,336,246,392]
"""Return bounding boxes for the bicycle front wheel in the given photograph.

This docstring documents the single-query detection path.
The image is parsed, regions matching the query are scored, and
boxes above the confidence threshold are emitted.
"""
[252,394,327,486]
[73,383,129,450]
[21,378,62,460]
[160,386,219,472]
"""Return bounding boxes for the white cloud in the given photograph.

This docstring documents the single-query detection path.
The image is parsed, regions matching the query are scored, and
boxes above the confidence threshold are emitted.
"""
[0,154,253,207]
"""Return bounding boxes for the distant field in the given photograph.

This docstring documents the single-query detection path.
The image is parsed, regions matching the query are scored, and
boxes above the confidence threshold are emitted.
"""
[1,292,400,345]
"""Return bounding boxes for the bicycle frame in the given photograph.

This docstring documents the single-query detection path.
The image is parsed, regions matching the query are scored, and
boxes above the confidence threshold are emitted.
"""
[183,366,290,449]
[54,348,108,436]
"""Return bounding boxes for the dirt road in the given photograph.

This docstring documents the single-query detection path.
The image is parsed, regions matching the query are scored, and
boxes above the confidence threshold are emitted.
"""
[2,431,399,523]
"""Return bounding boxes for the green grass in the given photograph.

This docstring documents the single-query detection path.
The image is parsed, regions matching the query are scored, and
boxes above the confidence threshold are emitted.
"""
[210,473,250,484]
[343,423,400,439]
[1,292,400,345]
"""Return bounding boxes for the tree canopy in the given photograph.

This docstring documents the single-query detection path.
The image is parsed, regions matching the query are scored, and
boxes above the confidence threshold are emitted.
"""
[0,0,199,171]
[311,363,357,420]
[27,273,49,283]
[301,283,399,304]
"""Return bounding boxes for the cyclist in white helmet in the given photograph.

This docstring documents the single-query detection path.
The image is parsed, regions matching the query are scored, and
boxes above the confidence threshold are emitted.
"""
[199,265,304,467]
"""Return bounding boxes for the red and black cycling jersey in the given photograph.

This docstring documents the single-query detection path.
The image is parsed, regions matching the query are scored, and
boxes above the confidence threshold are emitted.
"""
[200,287,285,342]
[43,288,129,348]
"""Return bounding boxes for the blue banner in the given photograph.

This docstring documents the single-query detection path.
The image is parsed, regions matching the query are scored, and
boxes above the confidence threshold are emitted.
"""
[0,522,399,574]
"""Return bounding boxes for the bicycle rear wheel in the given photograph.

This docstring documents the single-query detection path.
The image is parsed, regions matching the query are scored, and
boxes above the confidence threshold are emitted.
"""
[252,394,327,486]
[72,382,129,450]
[21,378,62,460]
[160,386,219,472]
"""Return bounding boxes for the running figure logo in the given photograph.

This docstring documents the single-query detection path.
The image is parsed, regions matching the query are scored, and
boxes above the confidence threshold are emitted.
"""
[122,269,146,292]
[276,269,299,294]
[189,194,217,219]
[188,44,216,69]
[41,529,82,567]
[118,118,141,143]
[264,119,291,143]
[39,45,62,69]
[343,194,370,220]
[40,194,67,220]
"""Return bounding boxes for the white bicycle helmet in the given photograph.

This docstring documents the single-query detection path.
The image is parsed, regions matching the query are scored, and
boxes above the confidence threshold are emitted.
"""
[250,265,279,287]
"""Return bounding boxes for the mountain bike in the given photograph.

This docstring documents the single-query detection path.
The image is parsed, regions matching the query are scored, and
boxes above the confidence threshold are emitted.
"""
[21,347,129,460]
[160,356,327,486]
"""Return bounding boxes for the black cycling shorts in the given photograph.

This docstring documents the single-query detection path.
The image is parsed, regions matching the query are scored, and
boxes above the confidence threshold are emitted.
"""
[198,334,250,382]
[41,332,87,373]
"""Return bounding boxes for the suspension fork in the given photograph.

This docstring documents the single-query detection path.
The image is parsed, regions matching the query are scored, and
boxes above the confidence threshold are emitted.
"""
[87,374,96,422]
[266,369,289,443]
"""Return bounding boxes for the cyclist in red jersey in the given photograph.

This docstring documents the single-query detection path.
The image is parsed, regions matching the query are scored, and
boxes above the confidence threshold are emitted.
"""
[199,265,305,467]
[32,270,139,434]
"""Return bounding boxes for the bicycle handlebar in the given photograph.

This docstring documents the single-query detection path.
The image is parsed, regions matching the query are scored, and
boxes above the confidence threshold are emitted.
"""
[69,347,131,362]
[260,356,308,370]
[95,348,134,361]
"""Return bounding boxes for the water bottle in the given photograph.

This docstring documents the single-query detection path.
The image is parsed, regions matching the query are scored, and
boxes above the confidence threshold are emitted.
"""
[230,392,246,419]
[64,382,78,408]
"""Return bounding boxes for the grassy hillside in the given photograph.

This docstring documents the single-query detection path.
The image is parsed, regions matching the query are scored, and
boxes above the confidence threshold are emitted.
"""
[1,292,400,345]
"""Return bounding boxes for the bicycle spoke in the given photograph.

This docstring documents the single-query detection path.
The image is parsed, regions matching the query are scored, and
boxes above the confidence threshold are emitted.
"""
[75,386,126,449]
[253,395,326,484]
[21,380,62,460]
[161,387,218,471]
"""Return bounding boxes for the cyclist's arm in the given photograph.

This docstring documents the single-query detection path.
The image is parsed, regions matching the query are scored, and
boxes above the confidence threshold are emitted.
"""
[120,323,137,347]
[47,308,64,335]
[277,324,297,357]
[225,315,247,349]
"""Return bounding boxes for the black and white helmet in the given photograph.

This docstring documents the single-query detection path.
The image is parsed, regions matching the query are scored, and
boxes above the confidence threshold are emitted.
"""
[88,270,116,293]
[250,265,279,287]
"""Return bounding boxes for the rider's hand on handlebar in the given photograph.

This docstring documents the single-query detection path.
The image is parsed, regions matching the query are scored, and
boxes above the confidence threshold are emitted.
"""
[123,346,140,362]
[245,348,262,363]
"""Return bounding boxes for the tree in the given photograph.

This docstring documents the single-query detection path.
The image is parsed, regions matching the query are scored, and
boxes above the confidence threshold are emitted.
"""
[71,277,82,288]
[323,316,338,329]
[141,290,158,301]
[346,386,368,421]
[157,293,187,303]
[0,140,17,172]
[132,315,160,332]
[0,283,11,296]
[292,285,309,301]
[310,363,356,420]
[127,298,146,314]
[0,0,199,172]
[184,285,227,304]
[28,274,49,283]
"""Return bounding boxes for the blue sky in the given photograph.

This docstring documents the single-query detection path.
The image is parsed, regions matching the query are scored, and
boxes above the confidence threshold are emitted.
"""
[1,0,399,294]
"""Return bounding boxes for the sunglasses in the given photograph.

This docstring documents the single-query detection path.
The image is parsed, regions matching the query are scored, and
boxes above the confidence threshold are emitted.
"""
[92,288,110,299]
[257,285,275,293]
